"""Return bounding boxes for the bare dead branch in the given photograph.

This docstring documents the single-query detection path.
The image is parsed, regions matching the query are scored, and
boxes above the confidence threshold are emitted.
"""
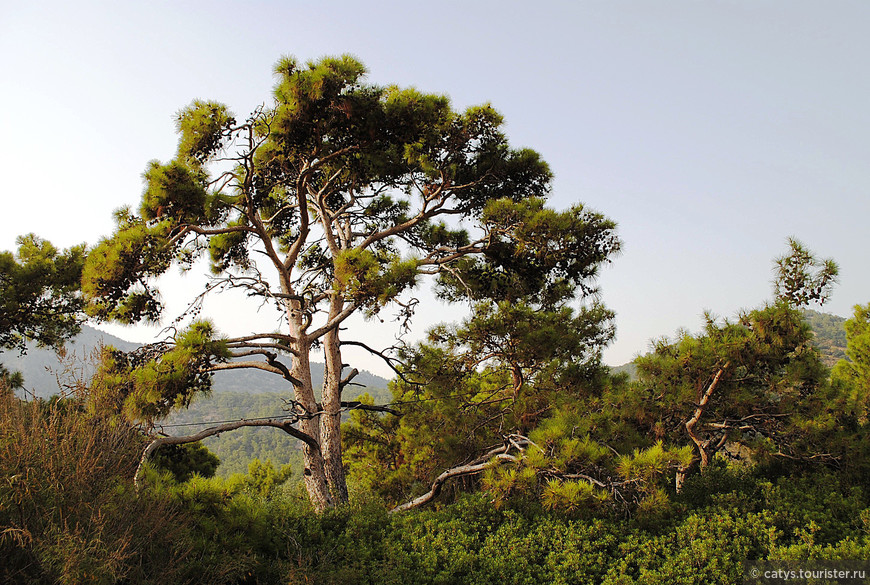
[390,436,532,513]
[341,401,401,416]
[389,453,517,513]
[307,302,360,341]
[339,340,415,384]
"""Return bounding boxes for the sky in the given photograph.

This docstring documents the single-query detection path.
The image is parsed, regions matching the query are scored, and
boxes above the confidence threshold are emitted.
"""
[2,1,868,378]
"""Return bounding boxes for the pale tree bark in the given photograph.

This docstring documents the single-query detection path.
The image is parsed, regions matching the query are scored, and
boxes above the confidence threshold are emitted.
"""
[390,438,529,513]
[675,361,731,492]
[285,298,333,511]
[390,455,516,513]
[320,294,349,504]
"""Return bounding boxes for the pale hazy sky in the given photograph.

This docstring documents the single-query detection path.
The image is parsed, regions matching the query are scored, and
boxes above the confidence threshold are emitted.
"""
[2,1,868,377]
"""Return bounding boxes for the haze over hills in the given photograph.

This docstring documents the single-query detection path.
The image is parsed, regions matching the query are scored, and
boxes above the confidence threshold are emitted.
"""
[3,308,849,398]
[0,324,389,398]
[0,325,393,479]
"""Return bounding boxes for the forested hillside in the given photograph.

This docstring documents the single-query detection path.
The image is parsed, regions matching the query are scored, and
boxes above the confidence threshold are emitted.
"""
[803,309,848,366]
[165,388,392,478]
[0,325,138,397]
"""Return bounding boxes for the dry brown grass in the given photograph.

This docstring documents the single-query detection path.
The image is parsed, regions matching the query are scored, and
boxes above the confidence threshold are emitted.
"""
[0,378,192,584]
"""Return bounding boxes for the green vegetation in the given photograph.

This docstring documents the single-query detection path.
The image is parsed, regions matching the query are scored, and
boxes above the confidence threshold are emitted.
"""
[4,395,869,585]
[2,55,870,583]
[76,54,620,511]
[804,309,848,366]
[0,235,85,355]
[0,394,190,584]
[0,235,86,395]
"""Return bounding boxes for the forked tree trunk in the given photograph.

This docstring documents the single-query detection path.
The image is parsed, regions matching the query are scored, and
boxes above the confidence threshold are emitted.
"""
[286,300,335,511]
[676,362,731,493]
[292,347,334,510]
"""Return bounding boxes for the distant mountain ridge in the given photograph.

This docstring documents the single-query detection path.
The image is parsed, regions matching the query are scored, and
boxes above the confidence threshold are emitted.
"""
[0,324,389,398]
[6,310,844,398]
[608,361,638,380]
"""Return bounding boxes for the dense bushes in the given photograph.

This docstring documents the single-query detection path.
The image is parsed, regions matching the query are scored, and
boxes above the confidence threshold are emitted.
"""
[3,391,869,585]
[259,472,870,585]
[278,469,869,585]
[139,470,870,584]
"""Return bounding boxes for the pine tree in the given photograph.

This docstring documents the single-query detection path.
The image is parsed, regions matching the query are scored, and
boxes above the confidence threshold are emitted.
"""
[82,55,620,510]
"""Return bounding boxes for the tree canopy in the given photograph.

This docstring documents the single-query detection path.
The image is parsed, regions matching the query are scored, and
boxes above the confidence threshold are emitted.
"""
[0,235,85,393]
[81,55,621,510]
[6,52,870,583]
[0,234,85,354]
[343,239,849,513]
[832,303,870,423]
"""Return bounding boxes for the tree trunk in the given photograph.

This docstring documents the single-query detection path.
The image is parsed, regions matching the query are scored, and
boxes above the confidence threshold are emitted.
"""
[675,467,688,493]
[321,295,349,504]
[286,299,333,511]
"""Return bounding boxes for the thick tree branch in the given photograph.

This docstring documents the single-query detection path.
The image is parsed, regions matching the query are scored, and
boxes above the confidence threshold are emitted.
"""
[685,361,731,468]
[358,201,448,250]
[286,147,358,270]
[186,224,257,236]
[307,302,359,341]
[225,332,298,348]
[338,367,359,394]
[416,240,488,267]
[390,436,531,513]
[284,169,311,270]
[313,170,347,257]
[134,418,319,489]
[341,401,401,416]
[208,360,301,387]
[247,190,294,294]
[226,341,297,354]
[772,451,840,462]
